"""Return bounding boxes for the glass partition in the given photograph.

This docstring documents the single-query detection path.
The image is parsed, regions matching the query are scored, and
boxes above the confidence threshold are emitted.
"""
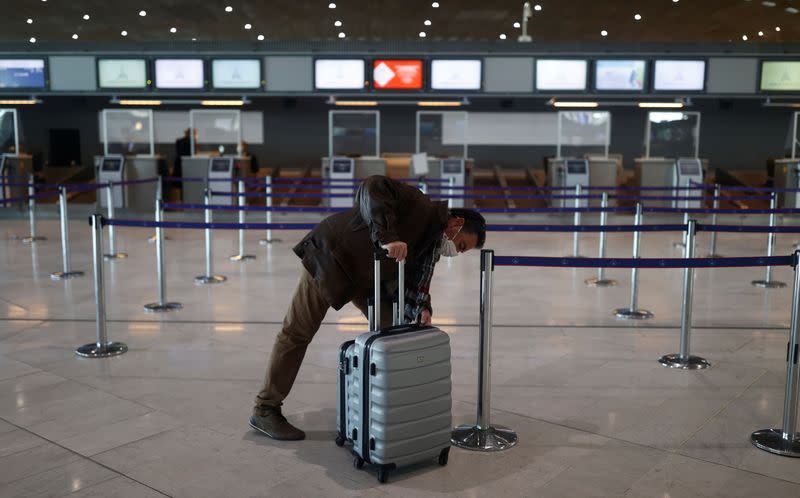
[415,111,468,158]
[0,109,20,155]
[101,109,154,156]
[644,111,700,158]
[328,110,380,158]
[189,109,242,156]
[792,111,800,159]
[556,111,611,158]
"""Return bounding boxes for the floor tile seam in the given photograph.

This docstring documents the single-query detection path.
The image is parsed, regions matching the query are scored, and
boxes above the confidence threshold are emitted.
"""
[0,296,29,313]
[0,415,174,498]
[0,436,49,461]
[0,465,120,494]
[675,368,770,449]
[670,447,800,487]
[31,374,166,417]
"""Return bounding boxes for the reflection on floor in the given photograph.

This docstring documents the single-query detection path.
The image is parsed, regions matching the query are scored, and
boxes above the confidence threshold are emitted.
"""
[1,215,800,497]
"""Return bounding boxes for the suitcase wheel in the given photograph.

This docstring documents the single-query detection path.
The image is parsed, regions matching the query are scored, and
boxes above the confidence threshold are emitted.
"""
[438,447,450,466]
[377,465,390,484]
[353,456,365,470]
[335,434,346,447]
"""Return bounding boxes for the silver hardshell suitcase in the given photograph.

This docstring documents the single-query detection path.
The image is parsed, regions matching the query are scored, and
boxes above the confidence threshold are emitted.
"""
[335,249,452,484]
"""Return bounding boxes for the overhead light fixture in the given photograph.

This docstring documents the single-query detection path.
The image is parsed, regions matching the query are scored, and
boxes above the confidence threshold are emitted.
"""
[553,101,599,108]
[28,37,36,43]
[742,34,748,41]
[201,100,246,106]
[417,101,463,107]
[327,96,468,107]
[170,27,177,33]
[534,4,542,11]
[72,33,78,39]
[334,20,342,26]
[499,33,506,39]
[225,5,233,12]
[338,32,345,38]
[117,99,162,106]
[329,2,336,8]
[244,23,252,30]
[758,31,764,36]
[0,98,41,105]
[138,10,146,16]
[121,30,128,36]
[638,102,684,108]
[419,31,427,38]
[334,100,378,107]
[786,6,799,14]
[776,26,782,31]
[634,13,642,20]
[26,18,33,24]
[601,29,608,37]
[424,19,432,26]
[83,14,90,20]
[432,2,440,7]
[257,34,265,41]
[762,1,776,5]
[513,21,521,28]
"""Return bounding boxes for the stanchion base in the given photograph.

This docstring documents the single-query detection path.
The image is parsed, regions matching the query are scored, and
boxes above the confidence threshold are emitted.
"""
[450,424,518,452]
[144,302,183,313]
[229,254,256,262]
[103,252,128,260]
[614,308,654,320]
[751,429,800,457]
[259,238,282,245]
[75,341,128,358]
[50,271,84,280]
[564,254,586,258]
[21,236,46,244]
[673,242,686,249]
[148,235,171,244]
[194,275,227,285]
[585,278,617,287]
[658,354,710,370]
[752,280,787,288]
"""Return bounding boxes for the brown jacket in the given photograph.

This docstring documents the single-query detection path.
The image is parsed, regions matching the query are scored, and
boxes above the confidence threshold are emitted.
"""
[293,176,449,310]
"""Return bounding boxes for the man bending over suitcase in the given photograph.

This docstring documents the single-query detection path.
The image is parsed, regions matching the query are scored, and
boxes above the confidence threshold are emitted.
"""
[250,175,486,440]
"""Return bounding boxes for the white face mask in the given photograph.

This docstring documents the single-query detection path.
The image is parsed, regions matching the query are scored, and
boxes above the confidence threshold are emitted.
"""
[440,225,462,258]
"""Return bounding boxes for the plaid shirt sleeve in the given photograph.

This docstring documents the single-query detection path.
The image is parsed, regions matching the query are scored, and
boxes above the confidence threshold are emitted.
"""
[403,238,442,324]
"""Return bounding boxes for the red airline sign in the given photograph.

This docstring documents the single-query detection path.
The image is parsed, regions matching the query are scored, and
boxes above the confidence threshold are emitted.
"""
[372,60,423,89]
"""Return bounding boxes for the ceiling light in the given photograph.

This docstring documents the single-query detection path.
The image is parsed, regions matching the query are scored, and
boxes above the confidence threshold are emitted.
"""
[742,34,748,40]
[72,33,78,39]
[638,102,684,108]
[257,34,265,41]
[419,31,427,38]
[432,2,440,7]
[118,99,163,106]
[417,101,463,107]
[601,29,608,36]
[338,32,345,38]
[225,5,233,12]
[121,30,128,36]
[759,31,764,36]
[329,2,336,8]
[334,100,378,106]
[201,100,246,106]
[762,1,776,5]
[672,0,679,3]
[424,19,432,26]
[513,21,521,28]
[499,33,506,40]
[83,14,90,20]
[776,26,781,31]
[28,37,36,43]
[0,99,40,105]
[534,4,542,11]
[138,10,146,16]
[244,23,252,29]
[334,20,342,26]
[192,37,197,41]
[552,101,599,108]
[26,18,33,24]
[634,13,642,20]
[787,7,799,14]
[170,27,177,33]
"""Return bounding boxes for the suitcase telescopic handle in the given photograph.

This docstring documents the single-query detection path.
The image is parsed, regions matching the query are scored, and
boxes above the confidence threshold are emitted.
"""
[371,244,405,332]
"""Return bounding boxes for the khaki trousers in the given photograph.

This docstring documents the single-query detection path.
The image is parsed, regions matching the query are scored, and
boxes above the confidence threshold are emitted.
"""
[253,268,393,414]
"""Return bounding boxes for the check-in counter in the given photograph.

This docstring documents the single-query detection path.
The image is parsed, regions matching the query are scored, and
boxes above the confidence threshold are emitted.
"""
[405,157,475,185]
[634,157,709,207]
[774,158,800,208]
[0,154,33,200]
[93,154,165,211]
[321,156,386,180]
[587,156,622,207]
[180,155,251,204]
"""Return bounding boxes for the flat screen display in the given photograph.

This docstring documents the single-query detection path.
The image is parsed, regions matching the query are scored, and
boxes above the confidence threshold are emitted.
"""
[442,159,463,174]
[314,60,365,90]
[210,158,232,172]
[430,60,482,90]
[566,160,588,174]
[332,158,354,173]
[373,60,423,90]
[653,60,705,91]
[760,61,800,91]
[98,59,147,89]
[0,59,45,89]
[212,59,261,89]
[536,60,587,91]
[101,158,123,172]
[678,159,701,175]
[595,60,646,91]
[155,59,204,89]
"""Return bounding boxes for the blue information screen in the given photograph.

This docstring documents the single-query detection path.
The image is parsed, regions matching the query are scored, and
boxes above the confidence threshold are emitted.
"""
[0,60,45,89]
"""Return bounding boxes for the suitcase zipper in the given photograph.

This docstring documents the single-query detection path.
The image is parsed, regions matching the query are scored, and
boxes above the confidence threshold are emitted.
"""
[338,340,355,443]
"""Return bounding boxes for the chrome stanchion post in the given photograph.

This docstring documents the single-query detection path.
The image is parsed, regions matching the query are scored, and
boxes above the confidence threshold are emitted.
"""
[51,186,84,280]
[568,184,583,257]
[753,192,786,288]
[147,176,166,244]
[194,188,227,285]
[75,213,127,358]
[259,175,281,245]
[230,179,255,261]
[447,176,454,210]
[451,249,518,452]
[586,192,616,287]
[145,199,182,312]
[751,251,800,457]
[614,203,653,319]
[103,181,127,259]
[673,212,689,249]
[21,174,45,243]
[707,183,721,257]
[659,219,710,369]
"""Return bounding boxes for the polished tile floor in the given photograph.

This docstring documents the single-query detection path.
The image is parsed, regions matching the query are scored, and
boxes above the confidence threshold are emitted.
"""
[1,211,800,497]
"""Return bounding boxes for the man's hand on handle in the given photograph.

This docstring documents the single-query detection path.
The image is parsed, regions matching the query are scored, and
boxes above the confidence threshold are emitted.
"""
[420,309,432,326]
[381,241,407,262]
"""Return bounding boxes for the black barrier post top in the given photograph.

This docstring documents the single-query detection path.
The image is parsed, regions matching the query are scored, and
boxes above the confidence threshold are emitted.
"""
[481,249,495,271]
[794,250,800,269]
[88,212,107,227]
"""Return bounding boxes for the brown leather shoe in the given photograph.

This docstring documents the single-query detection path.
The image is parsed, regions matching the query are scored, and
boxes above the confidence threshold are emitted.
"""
[249,408,305,441]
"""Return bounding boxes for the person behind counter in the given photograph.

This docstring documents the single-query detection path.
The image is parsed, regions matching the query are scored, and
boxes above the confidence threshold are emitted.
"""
[173,128,196,189]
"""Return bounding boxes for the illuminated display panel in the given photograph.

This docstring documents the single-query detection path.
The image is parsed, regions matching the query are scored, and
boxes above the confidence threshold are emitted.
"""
[430,60,481,90]
[315,59,365,90]
[536,59,587,91]
[372,60,423,90]
[595,60,646,91]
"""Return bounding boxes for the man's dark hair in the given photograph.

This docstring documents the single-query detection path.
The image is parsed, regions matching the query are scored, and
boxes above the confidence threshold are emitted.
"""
[449,208,486,249]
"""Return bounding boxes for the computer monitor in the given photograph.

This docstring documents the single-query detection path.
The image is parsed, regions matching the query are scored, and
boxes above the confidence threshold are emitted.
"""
[566,159,588,174]
[210,157,233,172]
[101,157,123,172]
[442,159,464,174]
[677,159,700,175]
[332,158,354,174]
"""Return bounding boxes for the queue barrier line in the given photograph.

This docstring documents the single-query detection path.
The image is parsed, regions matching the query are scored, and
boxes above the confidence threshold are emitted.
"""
[104,219,317,230]
[493,254,794,269]
[0,190,61,205]
[487,224,687,233]
[696,224,800,234]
